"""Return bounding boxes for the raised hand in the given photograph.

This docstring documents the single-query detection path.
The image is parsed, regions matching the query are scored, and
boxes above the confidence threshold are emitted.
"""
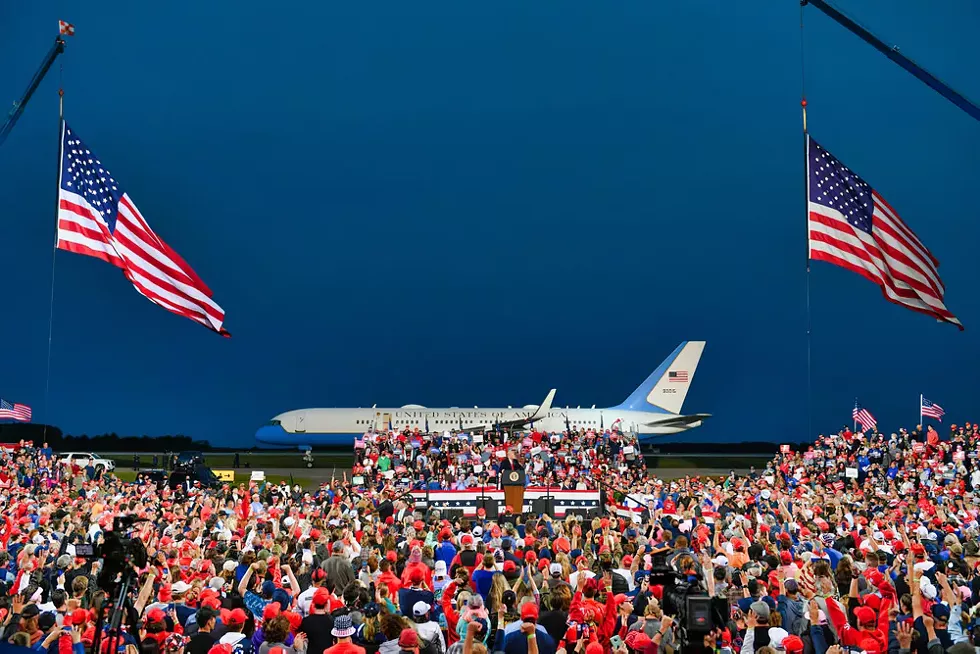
[895,620,913,649]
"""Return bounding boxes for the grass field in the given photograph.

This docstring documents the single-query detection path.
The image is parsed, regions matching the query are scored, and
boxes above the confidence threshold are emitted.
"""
[111,469,322,487]
[99,451,772,487]
[646,455,771,469]
[104,452,353,469]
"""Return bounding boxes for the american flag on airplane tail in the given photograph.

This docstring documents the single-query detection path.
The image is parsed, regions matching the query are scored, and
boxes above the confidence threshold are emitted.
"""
[806,136,961,330]
[921,397,945,421]
[0,400,31,422]
[56,123,229,335]
[668,370,688,383]
[852,403,877,432]
[411,489,600,517]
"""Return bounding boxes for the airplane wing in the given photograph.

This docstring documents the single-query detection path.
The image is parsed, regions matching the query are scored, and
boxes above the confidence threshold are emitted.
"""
[467,389,556,434]
[641,413,712,428]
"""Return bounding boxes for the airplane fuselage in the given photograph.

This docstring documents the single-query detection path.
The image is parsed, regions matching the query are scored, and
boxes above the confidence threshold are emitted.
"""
[254,340,709,449]
[254,405,704,448]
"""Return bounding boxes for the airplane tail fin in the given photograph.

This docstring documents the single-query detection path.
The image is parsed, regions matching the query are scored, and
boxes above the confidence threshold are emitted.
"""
[611,341,705,414]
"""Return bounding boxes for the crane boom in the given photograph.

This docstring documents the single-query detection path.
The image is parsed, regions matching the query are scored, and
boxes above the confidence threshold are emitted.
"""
[803,0,980,123]
[0,36,66,148]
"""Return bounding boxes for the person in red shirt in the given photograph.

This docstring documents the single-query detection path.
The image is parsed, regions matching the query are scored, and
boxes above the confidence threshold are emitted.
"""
[449,535,480,582]
[323,615,365,654]
[376,559,402,594]
[401,548,432,589]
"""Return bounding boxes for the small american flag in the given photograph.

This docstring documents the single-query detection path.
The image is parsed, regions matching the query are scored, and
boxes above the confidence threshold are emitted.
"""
[807,136,961,329]
[59,20,75,36]
[852,402,877,432]
[0,400,31,422]
[57,123,228,335]
[668,370,688,383]
[921,397,945,421]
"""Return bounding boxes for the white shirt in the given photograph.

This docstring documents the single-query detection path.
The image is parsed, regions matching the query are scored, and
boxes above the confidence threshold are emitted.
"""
[569,570,595,588]
[297,585,317,617]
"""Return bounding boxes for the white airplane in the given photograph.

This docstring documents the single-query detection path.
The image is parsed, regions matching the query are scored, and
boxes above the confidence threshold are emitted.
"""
[254,341,709,449]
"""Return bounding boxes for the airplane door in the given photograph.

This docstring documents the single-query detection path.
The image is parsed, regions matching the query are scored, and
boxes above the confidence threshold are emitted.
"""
[295,411,306,433]
[381,413,391,431]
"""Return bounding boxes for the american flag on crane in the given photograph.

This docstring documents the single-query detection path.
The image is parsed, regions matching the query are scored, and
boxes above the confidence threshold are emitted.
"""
[56,123,229,335]
[807,136,961,329]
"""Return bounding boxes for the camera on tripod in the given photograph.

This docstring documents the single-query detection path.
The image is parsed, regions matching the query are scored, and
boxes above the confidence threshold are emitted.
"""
[75,516,148,592]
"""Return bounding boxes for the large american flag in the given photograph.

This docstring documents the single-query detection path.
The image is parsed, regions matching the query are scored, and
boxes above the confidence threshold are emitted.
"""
[57,123,228,335]
[921,397,945,421]
[806,136,961,330]
[852,402,877,432]
[0,400,31,422]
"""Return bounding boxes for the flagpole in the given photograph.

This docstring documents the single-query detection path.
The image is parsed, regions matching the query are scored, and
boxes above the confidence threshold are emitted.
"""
[43,74,65,444]
[919,393,923,430]
[800,4,812,442]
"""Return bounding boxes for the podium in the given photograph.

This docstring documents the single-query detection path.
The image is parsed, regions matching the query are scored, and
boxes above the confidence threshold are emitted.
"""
[501,468,526,514]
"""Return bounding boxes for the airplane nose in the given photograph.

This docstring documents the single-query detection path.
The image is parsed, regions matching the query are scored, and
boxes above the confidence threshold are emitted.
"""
[255,424,286,446]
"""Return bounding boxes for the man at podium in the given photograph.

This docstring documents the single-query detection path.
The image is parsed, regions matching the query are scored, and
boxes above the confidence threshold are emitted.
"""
[498,447,527,513]
[498,447,523,474]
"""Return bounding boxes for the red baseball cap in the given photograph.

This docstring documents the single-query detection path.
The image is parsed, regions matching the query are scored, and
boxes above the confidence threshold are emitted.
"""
[521,603,539,621]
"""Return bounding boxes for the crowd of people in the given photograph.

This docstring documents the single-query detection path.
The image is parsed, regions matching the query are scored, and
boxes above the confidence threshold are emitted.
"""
[2,421,980,654]
[350,428,648,492]
[0,445,110,489]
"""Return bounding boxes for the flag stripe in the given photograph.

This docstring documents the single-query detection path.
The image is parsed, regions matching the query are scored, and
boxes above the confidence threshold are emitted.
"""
[0,400,31,422]
[868,202,945,297]
[809,221,958,323]
[60,190,224,324]
[809,239,958,322]
[852,405,877,431]
[920,397,945,421]
[874,193,939,269]
[808,212,947,308]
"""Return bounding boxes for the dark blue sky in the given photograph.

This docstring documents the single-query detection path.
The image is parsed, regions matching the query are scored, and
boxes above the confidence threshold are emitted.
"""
[2,1,978,445]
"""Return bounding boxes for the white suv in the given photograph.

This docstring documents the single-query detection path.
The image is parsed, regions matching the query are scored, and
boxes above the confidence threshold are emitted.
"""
[58,452,116,473]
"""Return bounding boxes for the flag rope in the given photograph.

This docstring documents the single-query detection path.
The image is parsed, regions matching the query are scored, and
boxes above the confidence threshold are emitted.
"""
[42,78,65,443]
[800,2,812,442]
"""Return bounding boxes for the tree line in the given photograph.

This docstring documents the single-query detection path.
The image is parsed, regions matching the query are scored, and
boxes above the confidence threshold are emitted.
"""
[0,423,211,451]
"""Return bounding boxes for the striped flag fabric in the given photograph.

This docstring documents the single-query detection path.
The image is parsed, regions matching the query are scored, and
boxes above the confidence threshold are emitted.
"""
[806,136,961,330]
[921,397,945,421]
[57,123,229,335]
[0,400,31,422]
[668,370,689,383]
[852,402,877,432]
